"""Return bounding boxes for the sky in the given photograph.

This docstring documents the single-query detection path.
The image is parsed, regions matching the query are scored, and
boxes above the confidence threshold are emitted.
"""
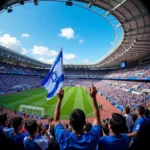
[0,1,115,65]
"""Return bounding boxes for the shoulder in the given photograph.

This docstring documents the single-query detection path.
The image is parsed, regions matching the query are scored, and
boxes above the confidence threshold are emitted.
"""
[99,136,108,141]
[90,125,101,140]
[121,134,129,140]
[121,134,130,146]
[54,123,69,142]
[24,136,28,142]
[34,138,49,150]
[34,138,48,144]
[3,127,14,137]
[54,123,64,130]
[90,125,101,133]
[99,136,112,144]
[23,136,29,145]
[54,123,68,136]
[136,117,145,124]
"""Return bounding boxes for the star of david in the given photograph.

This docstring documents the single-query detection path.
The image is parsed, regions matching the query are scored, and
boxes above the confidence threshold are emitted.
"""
[50,71,58,83]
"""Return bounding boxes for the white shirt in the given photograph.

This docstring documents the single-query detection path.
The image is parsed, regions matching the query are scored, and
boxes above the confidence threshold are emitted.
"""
[124,114,132,133]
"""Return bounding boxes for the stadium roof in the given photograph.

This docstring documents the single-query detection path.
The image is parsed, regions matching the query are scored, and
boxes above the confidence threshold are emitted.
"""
[0,0,150,68]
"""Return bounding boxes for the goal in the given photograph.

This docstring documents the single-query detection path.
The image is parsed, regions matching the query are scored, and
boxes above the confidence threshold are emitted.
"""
[19,104,45,117]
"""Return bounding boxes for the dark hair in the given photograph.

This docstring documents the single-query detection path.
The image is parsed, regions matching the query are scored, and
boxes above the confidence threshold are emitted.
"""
[109,113,127,135]
[137,106,145,115]
[102,122,109,136]
[25,120,38,136]
[124,106,130,114]
[0,113,8,126]
[12,116,23,130]
[85,122,92,132]
[70,109,86,132]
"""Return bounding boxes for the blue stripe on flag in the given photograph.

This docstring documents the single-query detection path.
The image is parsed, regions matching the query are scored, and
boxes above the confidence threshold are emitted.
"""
[47,74,64,99]
[41,51,62,86]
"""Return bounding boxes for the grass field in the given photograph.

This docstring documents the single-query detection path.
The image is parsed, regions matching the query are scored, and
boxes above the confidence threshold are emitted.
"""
[0,86,94,119]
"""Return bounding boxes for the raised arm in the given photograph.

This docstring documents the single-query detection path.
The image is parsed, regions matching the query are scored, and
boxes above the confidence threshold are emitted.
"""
[54,88,64,126]
[89,86,100,126]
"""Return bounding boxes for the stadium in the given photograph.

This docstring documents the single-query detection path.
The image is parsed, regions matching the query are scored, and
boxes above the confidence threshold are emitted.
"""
[0,0,150,150]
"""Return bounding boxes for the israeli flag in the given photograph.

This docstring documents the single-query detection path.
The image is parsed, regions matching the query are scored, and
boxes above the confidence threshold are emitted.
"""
[41,48,64,100]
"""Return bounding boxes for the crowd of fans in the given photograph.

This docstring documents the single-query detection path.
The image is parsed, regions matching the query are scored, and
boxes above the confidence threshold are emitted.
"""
[0,75,42,94]
[95,80,150,111]
[0,86,150,150]
[1,62,150,79]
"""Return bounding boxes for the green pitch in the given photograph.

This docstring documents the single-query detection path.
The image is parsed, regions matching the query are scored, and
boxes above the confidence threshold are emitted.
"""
[0,86,94,119]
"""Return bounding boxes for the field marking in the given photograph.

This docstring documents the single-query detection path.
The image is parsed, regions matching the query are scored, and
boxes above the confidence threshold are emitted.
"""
[61,87,75,110]
[73,87,85,111]
[61,87,78,115]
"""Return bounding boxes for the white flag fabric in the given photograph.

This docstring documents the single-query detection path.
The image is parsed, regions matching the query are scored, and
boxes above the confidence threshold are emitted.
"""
[41,48,64,100]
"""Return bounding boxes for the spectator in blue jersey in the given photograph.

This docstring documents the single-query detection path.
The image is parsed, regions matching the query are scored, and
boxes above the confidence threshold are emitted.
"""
[8,116,24,142]
[24,120,51,150]
[8,116,25,149]
[98,113,129,150]
[128,106,146,150]
[54,86,101,150]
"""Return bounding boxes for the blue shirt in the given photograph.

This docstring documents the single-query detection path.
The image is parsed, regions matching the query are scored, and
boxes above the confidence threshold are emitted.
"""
[54,124,101,150]
[23,136,49,150]
[132,117,145,141]
[2,127,14,137]
[98,134,129,150]
[8,130,26,144]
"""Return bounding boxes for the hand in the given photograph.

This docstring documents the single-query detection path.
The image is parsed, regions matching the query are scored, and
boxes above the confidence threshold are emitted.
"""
[57,88,64,100]
[89,86,97,99]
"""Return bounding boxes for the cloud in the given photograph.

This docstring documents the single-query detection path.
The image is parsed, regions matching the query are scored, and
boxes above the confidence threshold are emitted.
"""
[0,31,1,34]
[32,46,58,56]
[59,28,75,39]
[39,57,55,64]
[64,53,77,60]
[79,39,85,44]
[22,34,30,38]
[0,34,27,54]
